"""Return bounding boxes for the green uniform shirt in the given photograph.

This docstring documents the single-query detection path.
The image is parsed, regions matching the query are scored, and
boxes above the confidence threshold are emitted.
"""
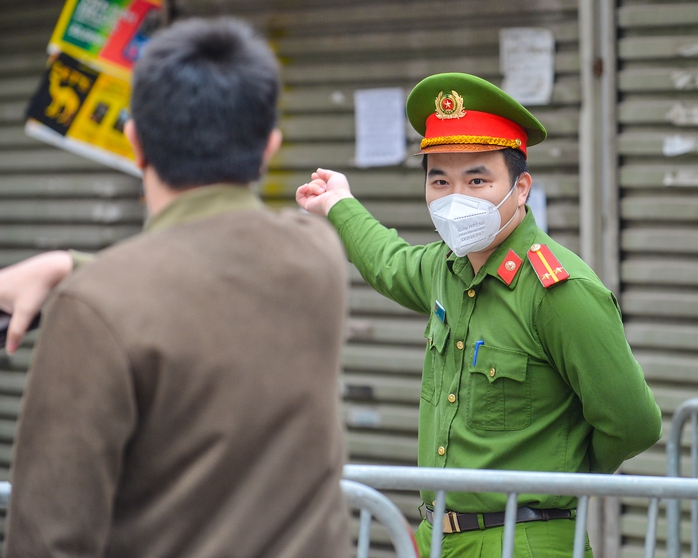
[328,198,662,513]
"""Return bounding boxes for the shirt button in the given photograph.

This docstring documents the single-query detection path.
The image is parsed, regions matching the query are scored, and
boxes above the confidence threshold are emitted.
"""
[448,394,456,403]
[467,289,476,298]
[438,446,446,456]
[489,368,496,377]
[456,341,464,350]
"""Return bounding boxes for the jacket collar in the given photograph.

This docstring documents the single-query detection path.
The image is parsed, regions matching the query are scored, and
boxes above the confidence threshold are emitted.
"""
[145,184,263,233]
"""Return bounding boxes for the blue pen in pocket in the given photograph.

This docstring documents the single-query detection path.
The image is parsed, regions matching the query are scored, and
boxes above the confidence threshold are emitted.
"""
[473,340,485,365]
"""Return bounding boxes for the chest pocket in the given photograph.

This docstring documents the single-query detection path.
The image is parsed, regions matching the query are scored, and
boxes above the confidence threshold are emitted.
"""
[422,318,449,405]
[467,345,530,431]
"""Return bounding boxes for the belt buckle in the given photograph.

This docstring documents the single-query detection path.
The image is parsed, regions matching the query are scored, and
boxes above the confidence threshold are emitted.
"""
[442,511,460,534]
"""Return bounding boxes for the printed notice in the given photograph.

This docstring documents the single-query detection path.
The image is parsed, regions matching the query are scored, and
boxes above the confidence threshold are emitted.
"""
[354,87,406,168]
[500,28,555,106]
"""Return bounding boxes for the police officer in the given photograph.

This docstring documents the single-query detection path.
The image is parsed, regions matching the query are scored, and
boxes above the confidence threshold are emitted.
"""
[296,72,662,558]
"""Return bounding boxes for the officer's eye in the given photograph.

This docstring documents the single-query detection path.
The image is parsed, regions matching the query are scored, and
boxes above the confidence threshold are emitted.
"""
[471,178,485,185]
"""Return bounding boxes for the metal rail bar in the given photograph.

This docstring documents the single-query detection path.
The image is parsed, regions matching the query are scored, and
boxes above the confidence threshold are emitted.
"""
[344,465,698,500]
[574,496,589,558]
[501,492,518,558]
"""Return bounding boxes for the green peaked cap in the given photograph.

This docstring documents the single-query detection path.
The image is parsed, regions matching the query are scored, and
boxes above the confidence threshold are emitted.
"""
[406,73,547,147]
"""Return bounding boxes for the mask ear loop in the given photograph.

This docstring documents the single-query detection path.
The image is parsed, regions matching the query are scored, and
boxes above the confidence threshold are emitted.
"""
[492,178,521,235]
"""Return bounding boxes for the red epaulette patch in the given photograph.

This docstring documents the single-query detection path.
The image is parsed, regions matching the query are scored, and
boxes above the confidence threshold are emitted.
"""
[527,243,570,288]
[497,249,523,286]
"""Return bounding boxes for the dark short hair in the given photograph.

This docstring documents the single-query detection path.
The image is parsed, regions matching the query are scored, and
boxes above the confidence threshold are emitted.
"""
[130,17,280,188]
[421,148,529,185]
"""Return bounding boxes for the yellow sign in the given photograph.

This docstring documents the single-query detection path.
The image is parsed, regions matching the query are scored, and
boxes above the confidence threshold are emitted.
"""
[68,72,133,158]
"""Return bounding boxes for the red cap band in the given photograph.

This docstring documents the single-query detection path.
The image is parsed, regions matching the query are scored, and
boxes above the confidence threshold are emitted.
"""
[421,110,529,157]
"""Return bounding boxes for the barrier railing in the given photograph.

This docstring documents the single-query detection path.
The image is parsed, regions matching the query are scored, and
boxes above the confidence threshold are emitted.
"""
[343,464,698,558]
[666,397,698,558]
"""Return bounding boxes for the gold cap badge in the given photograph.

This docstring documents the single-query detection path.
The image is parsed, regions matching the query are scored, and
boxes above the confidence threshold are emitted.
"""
[435,90,466,120]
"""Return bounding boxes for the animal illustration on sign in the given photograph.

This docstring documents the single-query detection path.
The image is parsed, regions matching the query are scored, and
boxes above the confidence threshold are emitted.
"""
[45,63,81,125]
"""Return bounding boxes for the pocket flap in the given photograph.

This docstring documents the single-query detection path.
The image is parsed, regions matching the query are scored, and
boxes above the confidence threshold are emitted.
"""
[469,345,527,383]
[426,318,450,354]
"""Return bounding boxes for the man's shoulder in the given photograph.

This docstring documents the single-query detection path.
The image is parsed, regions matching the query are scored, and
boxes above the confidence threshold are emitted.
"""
[61,207,344,300]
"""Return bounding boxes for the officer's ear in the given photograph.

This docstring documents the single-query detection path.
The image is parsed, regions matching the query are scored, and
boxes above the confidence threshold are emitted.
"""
[515,172,532,207]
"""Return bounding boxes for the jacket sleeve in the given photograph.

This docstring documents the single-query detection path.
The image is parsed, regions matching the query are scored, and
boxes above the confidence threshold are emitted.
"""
[327,198,438,315]
[4,292,137,558]
[535,278,662,474]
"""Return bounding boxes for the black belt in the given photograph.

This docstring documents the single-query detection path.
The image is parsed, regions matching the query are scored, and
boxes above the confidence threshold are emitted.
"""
[425,506,574,534]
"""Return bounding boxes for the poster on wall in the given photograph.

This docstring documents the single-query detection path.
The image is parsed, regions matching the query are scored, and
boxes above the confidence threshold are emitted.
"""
[353,88,407,168]
[499,27,555,106]
[24,0,162,176]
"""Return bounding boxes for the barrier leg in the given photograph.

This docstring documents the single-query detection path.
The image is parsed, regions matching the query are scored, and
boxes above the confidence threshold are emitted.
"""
[357,508,371,558]
[430,490,446,558]
[644,498,659,558]
[501,492,518,558]
[693,414,698,558]
[573,496,589,558]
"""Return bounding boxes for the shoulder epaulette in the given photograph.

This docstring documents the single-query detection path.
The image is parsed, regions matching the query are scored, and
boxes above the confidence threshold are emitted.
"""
[527,243,570,288]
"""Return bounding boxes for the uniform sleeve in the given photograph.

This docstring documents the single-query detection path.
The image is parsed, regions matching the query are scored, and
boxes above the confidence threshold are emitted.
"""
[4,292,137,558]
[535,279,662,474]
[327,198,437,315]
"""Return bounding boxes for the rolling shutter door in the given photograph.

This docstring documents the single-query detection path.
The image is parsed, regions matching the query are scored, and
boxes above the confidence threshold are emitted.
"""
[169,0,585,550]
[0,0,142,535]
[615,2,698,557]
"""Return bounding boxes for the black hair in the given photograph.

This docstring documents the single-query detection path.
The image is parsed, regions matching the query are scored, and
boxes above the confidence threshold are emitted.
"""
[421,148,529,184]
[130,17,280,188]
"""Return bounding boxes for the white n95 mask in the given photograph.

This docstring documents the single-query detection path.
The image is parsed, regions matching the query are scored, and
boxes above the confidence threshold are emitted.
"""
[428,182,518,257]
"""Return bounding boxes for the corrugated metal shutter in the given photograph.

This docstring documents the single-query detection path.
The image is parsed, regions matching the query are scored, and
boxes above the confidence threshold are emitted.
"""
[0,0,142,534]
[170,0,584,551]
[615,1,698,557]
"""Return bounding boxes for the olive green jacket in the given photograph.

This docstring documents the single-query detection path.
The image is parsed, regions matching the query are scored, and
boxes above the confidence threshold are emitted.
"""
[329,198,662,513]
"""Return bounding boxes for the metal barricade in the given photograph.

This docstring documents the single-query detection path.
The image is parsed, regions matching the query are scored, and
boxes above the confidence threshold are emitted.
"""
[341,479,418,558]
[666,397,698,558]
[344,464,698,558]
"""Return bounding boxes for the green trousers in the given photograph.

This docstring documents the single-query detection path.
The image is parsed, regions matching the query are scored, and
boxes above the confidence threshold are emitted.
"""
[415,518,595,558]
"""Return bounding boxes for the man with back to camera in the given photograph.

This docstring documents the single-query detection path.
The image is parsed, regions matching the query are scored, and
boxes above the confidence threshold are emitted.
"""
[3,17,351,558]
[296,73,662,558]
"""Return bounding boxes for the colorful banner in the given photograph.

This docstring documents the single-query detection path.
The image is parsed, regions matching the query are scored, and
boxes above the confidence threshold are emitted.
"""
[25,0,162,176]
[49,0,161,81]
